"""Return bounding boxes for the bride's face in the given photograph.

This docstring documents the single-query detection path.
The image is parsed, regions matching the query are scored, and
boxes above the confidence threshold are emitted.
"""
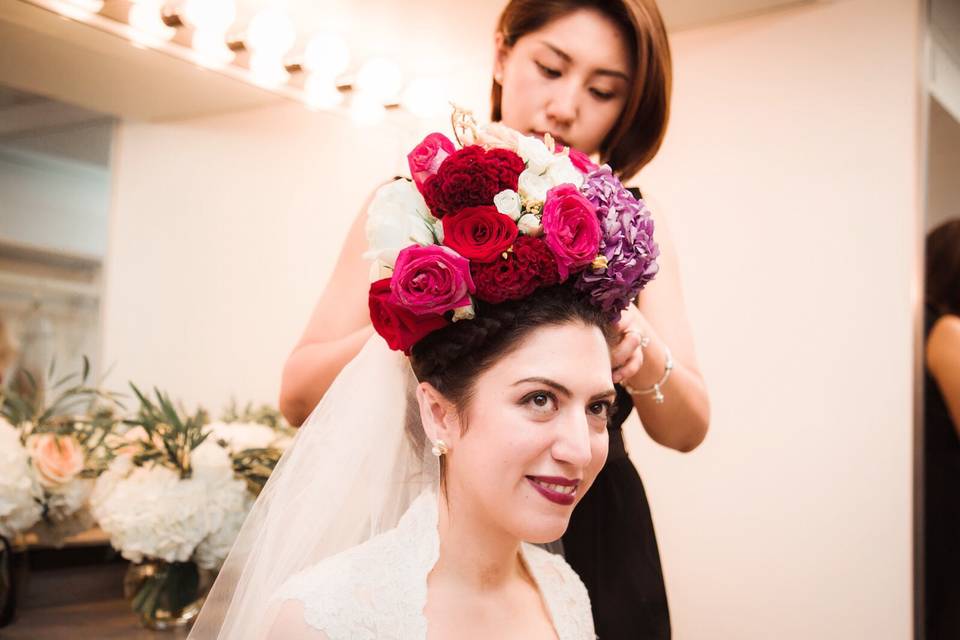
[494,8,631,155]
[445,322,614,543]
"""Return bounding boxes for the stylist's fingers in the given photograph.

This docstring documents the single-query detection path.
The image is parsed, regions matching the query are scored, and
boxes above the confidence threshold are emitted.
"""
[613,344,644,384]
[611,330,644,375]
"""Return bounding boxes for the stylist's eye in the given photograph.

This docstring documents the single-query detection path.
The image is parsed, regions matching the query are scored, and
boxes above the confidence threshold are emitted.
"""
[535,62,561,79]
[590,88,616,101]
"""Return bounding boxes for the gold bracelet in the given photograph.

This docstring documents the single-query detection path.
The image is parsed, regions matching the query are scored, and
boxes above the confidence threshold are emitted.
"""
[623,346,673,404]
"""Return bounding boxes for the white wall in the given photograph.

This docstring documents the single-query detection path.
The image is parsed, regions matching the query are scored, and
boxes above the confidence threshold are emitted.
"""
[102,0,920,636]
[624,0,919,638]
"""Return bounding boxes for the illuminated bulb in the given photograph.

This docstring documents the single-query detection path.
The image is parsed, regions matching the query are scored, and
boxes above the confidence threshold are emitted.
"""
[302,32,350,79]
[249,53,290,88]
[401,77,448,119]
[180,0,236,33]
[62,0,104,13]
[192,30,235,68]
[356,58,403,101]
[350,92,386,127]
[128,2,175,41]
[245,8,296,57]
[304,74,344,110]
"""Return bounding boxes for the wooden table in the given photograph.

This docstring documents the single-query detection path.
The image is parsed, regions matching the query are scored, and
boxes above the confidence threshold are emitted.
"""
[2,539,191,639]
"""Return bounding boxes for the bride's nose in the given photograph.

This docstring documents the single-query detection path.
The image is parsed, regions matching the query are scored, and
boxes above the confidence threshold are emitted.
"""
[550,412,592,468]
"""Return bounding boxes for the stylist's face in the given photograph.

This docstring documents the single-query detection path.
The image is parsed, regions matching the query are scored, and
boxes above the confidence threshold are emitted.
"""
[494,8,631,155]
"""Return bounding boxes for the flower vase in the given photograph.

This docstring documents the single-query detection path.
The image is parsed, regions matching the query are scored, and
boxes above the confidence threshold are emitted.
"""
[123,559,213,630]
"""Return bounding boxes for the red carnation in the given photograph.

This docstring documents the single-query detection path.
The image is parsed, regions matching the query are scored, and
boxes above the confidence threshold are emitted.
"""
[442,206,519,263]
[471,236,560,304]
[423,146,525,218]
[369,278,448,353]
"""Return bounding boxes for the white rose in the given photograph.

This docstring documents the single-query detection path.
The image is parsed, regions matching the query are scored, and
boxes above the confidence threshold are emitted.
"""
[547,156,585,189]
[516,135,554,175]
[518,169,552,203]
[493,189,522,220]
[0,419,43,538]
[364,179,437,268]
[517,213,544,237]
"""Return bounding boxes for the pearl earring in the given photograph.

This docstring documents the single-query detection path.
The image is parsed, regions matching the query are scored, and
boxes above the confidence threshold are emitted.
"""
[431,440,449,457]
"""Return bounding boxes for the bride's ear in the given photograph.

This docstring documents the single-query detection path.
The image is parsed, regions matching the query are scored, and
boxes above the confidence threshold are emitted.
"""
[415,382,461,447]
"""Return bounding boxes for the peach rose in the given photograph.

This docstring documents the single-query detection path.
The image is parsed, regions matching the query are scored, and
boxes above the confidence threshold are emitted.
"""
[27,433,85,488]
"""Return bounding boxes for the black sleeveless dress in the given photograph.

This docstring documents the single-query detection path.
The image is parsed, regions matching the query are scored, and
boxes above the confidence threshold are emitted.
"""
[924,306,960,639]
[562,385,671,639]
[562,183,671,639]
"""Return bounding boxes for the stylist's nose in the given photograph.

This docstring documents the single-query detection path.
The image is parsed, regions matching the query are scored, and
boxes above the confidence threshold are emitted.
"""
[545,81,578,130]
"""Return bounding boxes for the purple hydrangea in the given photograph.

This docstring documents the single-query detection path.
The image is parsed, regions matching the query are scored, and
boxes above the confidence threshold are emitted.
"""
[574,166,660,319]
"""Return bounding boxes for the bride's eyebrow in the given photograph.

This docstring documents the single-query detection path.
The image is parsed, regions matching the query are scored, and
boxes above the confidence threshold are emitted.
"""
[538,41,629,81]
[513,377,571,398]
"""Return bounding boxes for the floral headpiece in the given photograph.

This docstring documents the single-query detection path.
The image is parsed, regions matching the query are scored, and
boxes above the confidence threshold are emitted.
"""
[366,107,660,353]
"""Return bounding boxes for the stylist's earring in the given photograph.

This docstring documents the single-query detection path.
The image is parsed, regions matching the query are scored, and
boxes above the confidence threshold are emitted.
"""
[431,440,449,457]
[494,72,503,84]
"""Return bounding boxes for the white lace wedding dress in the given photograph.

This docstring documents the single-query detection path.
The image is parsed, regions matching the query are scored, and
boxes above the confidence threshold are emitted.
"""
[263,489,597,639]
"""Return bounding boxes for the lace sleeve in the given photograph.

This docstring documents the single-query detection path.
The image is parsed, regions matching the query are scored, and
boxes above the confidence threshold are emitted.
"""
[261,600,331,640]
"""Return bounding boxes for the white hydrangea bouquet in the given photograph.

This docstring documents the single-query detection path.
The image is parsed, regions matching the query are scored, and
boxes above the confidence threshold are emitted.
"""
[91,388,292,628]
[0,360,120,546]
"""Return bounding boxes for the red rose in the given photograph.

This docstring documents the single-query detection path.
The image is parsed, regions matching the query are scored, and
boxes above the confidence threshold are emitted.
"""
[471,236,560,304]
[541,184,601,280]
[442,206,519,263]
[422,146,525,218]
[408,133,455,191]
[369,279,448,353]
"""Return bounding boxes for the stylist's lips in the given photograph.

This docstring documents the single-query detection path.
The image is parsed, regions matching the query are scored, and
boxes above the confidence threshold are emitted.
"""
[526,475,579,506]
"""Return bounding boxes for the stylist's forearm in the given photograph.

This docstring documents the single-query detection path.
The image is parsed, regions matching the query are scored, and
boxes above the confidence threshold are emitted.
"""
[279,325,375,426]
[626,347,709,452]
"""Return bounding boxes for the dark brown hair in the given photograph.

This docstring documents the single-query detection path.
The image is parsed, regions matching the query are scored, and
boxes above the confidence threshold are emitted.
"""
[926,218,960,317]
[410,285,613,411]
[491,0,672,182]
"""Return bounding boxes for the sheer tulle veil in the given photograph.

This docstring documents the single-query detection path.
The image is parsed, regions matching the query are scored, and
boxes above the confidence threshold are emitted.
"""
[188,335,438,639]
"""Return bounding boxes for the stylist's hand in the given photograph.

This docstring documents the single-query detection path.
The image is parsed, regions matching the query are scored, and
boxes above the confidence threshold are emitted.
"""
[610,303,653,384]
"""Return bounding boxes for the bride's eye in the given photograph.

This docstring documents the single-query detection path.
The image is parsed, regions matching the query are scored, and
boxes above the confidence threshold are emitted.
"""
[522,391,558,414]
[588,400,612,421]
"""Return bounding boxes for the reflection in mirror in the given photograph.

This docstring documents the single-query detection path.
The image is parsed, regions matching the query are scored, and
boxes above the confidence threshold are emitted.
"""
[922,0,960,632]
[0,84,112,402]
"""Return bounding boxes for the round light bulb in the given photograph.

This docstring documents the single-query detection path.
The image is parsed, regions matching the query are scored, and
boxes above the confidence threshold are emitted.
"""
[192,30,235,68]
[249,53,290,89]
[181,0,236,33]
[245,8,296,57]
[302,33,350,78]
[401,77,449,119]
[65,0,104,13]
[304,74,344,110]
[128,2,176,41]
[350,92,387,127]
[355,58,403,101]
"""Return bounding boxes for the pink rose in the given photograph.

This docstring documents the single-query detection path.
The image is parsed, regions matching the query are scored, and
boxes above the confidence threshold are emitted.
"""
[567,148,599,174]
[541,184,601,280]
[408,133,456,191]
[27,433,85,488]
[390,245,476,316]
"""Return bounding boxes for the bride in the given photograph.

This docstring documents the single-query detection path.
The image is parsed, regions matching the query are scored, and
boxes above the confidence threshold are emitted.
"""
[190,115,659,639]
